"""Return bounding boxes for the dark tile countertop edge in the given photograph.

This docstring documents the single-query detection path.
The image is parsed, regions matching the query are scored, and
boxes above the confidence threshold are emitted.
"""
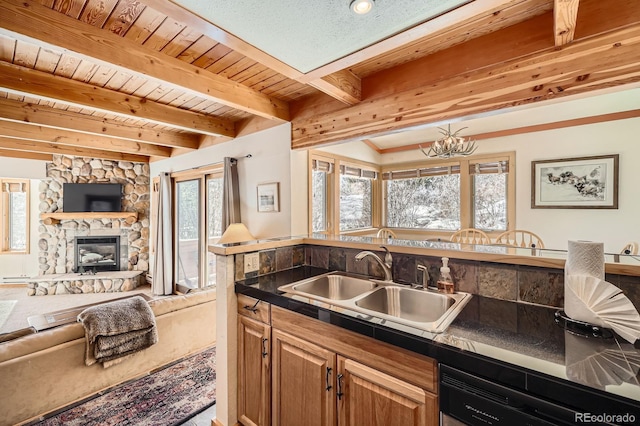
[235,266,640,417]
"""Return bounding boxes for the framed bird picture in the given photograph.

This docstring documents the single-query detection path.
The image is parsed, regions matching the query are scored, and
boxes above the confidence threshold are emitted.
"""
[531,154,619,209]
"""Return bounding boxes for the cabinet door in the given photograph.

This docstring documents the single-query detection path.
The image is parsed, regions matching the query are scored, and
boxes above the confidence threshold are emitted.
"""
[272,329,336,426]
[337,356,437,426]
[238,316,271,426]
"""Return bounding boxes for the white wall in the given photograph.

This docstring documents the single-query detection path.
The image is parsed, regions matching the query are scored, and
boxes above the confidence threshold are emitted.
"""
[290,148,308,236]
[151,123,293,239]
[0,158,47,278]
[379,118,640,253]
[317,140,381,164]
[0,157,47,179]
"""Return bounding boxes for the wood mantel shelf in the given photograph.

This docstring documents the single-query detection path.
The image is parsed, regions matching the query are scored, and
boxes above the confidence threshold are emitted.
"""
[40,212,138,225]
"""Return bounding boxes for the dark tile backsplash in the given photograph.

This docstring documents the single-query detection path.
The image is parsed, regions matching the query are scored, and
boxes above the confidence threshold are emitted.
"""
[292,246,304,267]
[309,246,329,269]
[345,248,369,275]
[328,247,347,271]
[393,255,416,284]
[450,260,478,294]
[232,244,640,310]
[518,266,564,308]
[259,250,275,275]
[275,246,293,271]
[478,263,518,301]
[615,274,640,312]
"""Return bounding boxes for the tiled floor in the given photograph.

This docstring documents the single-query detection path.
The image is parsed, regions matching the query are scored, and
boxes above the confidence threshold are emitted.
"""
[178,403,217,426]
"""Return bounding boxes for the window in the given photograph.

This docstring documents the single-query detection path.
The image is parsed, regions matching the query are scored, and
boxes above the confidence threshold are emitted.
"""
[310,151,513,236]
[382,153,514,233]
[311,158,333,233]
[339,164,376,231]
[309,152,380,235]
[1,179,29,253]
[471,161,509,231]
[384,166,460,230]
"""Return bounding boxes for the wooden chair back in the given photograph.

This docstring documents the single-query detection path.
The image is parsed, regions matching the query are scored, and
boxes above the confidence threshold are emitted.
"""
[494,230,545,249]
[621,242,639,255]
[376,228,398,239]
[450,228,491,245]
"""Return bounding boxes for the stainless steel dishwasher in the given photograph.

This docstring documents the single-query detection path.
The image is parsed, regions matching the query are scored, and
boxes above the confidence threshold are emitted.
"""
[439,364,624,426]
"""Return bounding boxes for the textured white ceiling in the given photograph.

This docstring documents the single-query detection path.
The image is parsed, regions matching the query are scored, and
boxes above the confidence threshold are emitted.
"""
[172,0,470,73]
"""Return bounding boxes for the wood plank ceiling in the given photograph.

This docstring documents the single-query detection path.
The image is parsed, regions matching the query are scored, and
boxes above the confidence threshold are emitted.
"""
[0,0,638,162]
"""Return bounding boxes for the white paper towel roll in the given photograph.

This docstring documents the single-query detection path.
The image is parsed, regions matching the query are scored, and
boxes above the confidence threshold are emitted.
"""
[565,240,605,281]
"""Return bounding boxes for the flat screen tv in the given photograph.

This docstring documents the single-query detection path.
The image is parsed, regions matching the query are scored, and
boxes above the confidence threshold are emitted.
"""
[63,183,122,213]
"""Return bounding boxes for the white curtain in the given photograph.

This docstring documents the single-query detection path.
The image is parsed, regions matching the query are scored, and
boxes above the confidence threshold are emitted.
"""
[222,157,241,229]
[152,172,173,296]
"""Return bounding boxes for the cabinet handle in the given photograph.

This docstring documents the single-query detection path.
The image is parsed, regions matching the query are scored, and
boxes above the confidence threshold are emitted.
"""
[262,337,268,358]
[336,373,344,400]
[243,300,260,313]
[325,367,332,391]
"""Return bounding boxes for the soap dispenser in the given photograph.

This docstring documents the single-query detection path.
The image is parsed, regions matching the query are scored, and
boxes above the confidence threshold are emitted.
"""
[437,257,455,294]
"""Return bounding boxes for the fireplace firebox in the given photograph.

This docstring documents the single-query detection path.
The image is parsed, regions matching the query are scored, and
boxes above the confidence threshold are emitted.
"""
[74,236,120,273]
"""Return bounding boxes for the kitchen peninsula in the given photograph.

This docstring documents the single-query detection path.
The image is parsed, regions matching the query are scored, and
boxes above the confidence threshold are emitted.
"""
[210,235,640,425]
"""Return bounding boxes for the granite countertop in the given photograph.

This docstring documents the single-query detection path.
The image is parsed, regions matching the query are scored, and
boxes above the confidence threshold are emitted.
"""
[236,266,640,414]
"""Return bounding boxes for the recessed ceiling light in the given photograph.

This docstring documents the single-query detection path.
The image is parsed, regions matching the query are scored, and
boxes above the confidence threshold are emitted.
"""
[350,0,375,15]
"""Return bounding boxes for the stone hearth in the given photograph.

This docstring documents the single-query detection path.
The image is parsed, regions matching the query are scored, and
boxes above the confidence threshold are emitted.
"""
[27,271,144,296]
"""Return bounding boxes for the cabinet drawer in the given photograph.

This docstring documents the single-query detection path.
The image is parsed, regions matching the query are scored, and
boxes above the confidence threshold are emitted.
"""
[238,294,271,324]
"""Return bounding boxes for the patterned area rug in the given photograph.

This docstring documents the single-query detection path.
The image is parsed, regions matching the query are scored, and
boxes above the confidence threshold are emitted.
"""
[35,346,216,426]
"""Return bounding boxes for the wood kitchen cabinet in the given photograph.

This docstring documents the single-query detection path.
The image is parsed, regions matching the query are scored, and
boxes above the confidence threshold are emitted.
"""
[236,296,439,426]
[238,295,271,426]
[271,329,336,426]
[270,305,439,426]
[337,356,436,426]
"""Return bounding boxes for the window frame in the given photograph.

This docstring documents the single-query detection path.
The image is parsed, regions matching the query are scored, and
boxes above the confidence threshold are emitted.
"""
[0,178,30,254]
[308,153,335,235]
[308,150,381,235]
[174,176,202,291]
[381,152,515,238]
[152,165,223,292]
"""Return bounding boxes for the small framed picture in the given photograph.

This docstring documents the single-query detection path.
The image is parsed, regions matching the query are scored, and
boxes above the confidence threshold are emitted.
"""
[531,154,619,209]
[257,182,280,212]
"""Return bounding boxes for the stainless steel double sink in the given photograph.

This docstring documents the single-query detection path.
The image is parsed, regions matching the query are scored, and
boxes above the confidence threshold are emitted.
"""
[277,272,471,333]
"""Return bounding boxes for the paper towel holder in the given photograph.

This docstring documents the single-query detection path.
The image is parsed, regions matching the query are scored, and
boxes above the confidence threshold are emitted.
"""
[554,310,614,339]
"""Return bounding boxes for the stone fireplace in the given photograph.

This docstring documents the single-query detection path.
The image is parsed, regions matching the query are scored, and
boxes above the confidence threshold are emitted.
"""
[30,155,150,296]
[74,235,121,273]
